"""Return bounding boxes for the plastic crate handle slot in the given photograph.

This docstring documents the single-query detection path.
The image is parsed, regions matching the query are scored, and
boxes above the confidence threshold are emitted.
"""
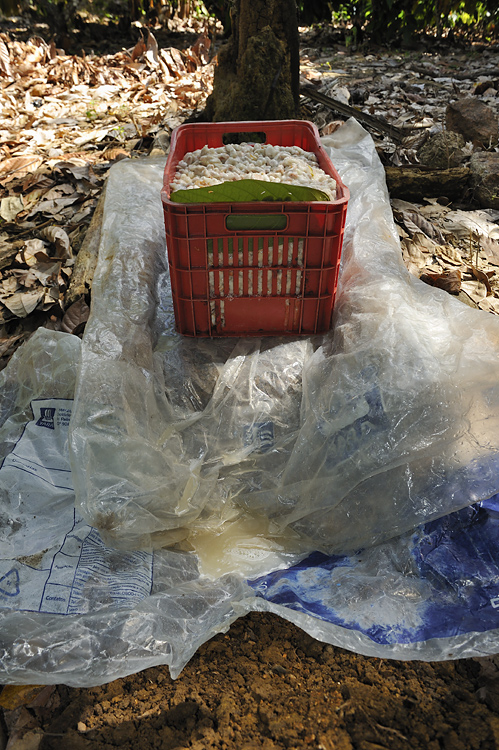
[225,214,288,231]
[222,130,267,145]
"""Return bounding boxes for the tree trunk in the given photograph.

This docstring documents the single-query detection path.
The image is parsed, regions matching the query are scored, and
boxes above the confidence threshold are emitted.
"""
[178,0,190,19]
[204,0,300,122]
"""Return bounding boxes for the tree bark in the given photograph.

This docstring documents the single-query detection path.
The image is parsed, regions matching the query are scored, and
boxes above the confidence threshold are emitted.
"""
[204,0,300,122]
[178,0,190,19]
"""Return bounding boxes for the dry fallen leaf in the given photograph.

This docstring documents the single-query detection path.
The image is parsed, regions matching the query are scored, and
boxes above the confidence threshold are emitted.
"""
[439,245,463,266]
[397,210,446,245]
[420,268,461,294]
[0,196,24,222]
[321,121,345,136]
[2,289,45,317]
[0,38,11,78]
[479,297,499,314]
[131,35,147,62]
[191,32,211,65]
[0,276,21,295]
[17,238,50,266]
[0,684,44,710]
[145,30,159,68]
[40,226,72,259]
[480,237,499,267]
[30,261,62,286]
[61,296,90,334]
[443,209,499,240]
[161,47,187,77]
[0,155,44,184]
[0,240,22,271]
[401,238,427,272]
[0,332,26,358]
[27,193,80,218]
[469,265,493,295]
[461,279,488,302]
[410,230,438,253]
[100,147,130,162]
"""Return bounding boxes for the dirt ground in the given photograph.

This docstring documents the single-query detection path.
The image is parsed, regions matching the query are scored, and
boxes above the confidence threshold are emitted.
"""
[1,611,499,749]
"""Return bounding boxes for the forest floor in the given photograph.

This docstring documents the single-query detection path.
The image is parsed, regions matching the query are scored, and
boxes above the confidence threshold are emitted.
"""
[1,11,499,750]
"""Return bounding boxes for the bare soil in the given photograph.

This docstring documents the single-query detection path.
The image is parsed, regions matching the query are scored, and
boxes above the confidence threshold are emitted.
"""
[1,611,497,749]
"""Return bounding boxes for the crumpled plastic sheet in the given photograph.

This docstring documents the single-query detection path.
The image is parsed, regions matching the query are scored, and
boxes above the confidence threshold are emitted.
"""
[70,118,499,554]
[0,119,499,687]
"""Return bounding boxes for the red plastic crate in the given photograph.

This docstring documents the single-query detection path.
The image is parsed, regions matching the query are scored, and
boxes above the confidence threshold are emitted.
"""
[161,120,349,337]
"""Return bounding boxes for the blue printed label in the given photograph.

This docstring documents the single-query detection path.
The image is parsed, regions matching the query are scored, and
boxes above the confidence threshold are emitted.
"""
[243,421,275,454]
[323,384,389,468]
[36,407,56,430]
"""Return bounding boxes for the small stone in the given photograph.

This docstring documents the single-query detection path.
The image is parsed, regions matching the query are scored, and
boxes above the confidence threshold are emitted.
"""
[77,722,87,732]
[417,131,466,168]
[446,97,498,147]
[470,152,499,209]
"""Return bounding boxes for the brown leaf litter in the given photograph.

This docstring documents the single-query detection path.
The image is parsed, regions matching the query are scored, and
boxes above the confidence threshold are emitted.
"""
[0,25,215,364]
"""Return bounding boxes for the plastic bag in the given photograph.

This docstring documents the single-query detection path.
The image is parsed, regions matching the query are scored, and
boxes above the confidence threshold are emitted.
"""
[251,493,499,662]
[0,331,79,558]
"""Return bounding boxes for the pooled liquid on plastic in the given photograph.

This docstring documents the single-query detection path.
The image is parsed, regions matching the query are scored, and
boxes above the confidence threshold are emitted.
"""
[187,507,310,579]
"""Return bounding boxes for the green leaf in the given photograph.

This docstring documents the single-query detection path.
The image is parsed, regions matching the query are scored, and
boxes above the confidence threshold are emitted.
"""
[170,179,330,204]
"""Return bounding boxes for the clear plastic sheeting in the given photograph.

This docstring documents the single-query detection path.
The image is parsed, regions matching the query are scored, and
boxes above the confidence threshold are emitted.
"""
[0,330,251,685]
[1,120,499,687]
[0,331,499,687]
[70,120,499,557]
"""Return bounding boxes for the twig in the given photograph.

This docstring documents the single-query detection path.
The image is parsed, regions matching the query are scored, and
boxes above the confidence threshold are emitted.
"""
[375,722,409,742]
[300,84,413,143]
